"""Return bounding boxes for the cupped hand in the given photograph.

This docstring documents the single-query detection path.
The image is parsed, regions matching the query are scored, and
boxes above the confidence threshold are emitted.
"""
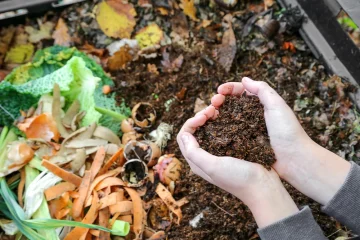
[212,77,311,178]
[177,106,299,227]
[212,77,351,205]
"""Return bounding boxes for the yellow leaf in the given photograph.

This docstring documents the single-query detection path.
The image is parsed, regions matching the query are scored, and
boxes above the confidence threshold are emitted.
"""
[157,7,169,15]
[52,18,71,47]
[0,26,16,65]
[181,0,198,22]
[96,0,136,39]
[5,44,34,64]
[135,23,164,49]
[25,21,54,43]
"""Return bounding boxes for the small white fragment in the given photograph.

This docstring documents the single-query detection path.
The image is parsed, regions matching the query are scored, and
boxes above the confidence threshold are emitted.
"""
[189,208,208,228]
[0,220,18,235]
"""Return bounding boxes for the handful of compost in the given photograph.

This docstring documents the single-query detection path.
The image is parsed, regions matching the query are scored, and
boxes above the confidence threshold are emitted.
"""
[194,94,276,170]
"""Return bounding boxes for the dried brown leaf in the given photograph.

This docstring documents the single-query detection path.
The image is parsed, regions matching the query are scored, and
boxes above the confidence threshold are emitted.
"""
[147,64,159,75]
[181,0,198,21]
[161,53,184,73]
[107,45,133,71]
[213,14,236,72]
[52,18,71,47]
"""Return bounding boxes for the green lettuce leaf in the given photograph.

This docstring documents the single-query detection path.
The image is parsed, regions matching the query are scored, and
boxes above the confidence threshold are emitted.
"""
[1,57,102,127]
[0,46,131,134]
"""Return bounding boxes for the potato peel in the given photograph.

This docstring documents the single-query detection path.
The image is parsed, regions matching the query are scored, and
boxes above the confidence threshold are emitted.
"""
[155,183,182,224]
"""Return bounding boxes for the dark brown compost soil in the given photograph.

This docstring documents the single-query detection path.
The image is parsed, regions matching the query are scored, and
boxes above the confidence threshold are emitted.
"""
[194,95,276,170]
[2,0,359,239]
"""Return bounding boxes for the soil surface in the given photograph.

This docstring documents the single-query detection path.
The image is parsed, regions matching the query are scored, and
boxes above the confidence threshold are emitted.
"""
[116,48,346,240]
[194,95,276,170]
[1,0,359,239]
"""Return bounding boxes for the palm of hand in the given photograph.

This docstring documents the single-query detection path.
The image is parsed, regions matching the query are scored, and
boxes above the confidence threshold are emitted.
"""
[177,106,273,204]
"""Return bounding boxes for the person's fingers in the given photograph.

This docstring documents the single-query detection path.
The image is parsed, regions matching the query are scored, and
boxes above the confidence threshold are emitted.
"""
[179,114,207,135]
[177,132,215,183]
[217,82,245,96]
[195,105,216,119]
[179,132,221,178]
[180,106,216,135]
[211,94,225,108]
[242,77,286,110]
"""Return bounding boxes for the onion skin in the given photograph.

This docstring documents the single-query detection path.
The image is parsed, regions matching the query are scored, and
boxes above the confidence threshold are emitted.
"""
[154,154,182,185]
[7,143,34,170]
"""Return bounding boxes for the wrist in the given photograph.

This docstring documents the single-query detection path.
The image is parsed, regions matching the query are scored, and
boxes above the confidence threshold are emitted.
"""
[278,140,351,205]
[241,169,299,228]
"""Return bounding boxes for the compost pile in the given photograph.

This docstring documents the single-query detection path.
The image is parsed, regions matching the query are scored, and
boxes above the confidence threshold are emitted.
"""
[195,95,276,170]
[0,0,359,239]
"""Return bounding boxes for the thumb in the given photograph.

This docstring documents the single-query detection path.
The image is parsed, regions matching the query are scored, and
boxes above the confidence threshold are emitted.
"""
[242,77,286,110]
[179,133,220,176]
[179,132,216,183]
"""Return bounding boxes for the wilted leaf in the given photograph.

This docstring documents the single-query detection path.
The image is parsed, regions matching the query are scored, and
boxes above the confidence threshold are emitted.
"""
[108,45,133,71]
[196,19,212,29]
[96,0,136,39]
[161,53,184,73]
[25,21,55,43]
[181,0,198,22]
[135,23,164,49]
[52,18,71,47]
[81,42,106,57]
[171,11,189,41]
[157,7,169,15]
[14,26,28,45]
[323,75,346,99]
[0,26,16,66]
[5,44,34,64]
[147,64,159,75]
[213,14,236,72]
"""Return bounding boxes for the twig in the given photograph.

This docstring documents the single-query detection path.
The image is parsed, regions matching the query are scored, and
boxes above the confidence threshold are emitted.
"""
[211,201,235,217]
[326,229,341,238]
[327,228,358,239]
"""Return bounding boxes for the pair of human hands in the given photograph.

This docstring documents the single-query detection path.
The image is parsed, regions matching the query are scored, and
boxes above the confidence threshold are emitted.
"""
[177,77,351,228]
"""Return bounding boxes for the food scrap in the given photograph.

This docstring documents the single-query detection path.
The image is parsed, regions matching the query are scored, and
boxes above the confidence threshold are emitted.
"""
[0,50,186,239]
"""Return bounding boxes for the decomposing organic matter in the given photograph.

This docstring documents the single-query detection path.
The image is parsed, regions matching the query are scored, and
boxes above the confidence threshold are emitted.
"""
[195,94,276,170]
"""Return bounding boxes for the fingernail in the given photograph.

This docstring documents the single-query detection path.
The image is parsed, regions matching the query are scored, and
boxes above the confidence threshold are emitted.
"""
[243,77,252,82]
